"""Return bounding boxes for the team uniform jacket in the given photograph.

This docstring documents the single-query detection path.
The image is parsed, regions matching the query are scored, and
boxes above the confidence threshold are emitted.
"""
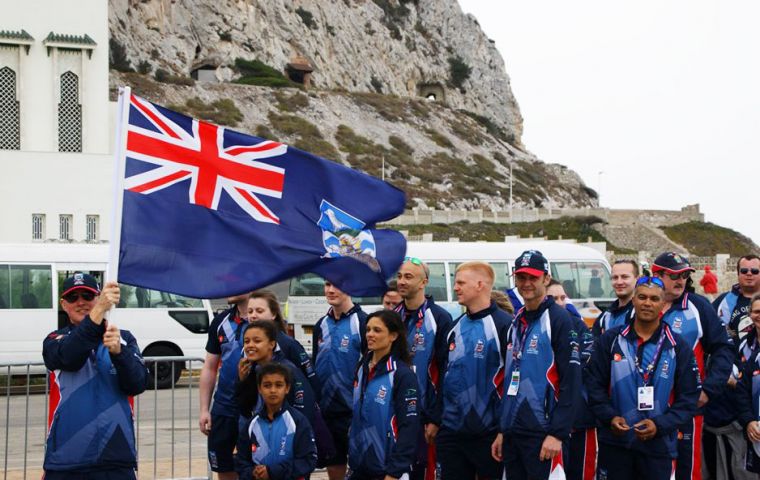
[432,302,511,435]
[715,284,752,341]
[661,292,733,404]
[592,299,635,338]
[276,331,319,394]
[572,312,597,430]
[394,296,452,423]
[348,354,420,478]
[312,304,367,417]
[585,323,700,457]
[500,297,582,441]
[206,306,247,417]
[733,330,760,431]
[236,402,317,480]
[43,316,148,472]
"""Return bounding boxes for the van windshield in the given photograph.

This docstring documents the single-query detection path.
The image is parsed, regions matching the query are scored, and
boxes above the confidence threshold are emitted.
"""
[549,261,611,300]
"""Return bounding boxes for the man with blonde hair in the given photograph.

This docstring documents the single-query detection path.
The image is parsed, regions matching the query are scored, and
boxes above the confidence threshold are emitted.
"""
[428,261,511,479]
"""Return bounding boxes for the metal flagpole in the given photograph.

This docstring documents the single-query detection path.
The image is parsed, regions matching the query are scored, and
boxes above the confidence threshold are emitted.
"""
[107,86,131,283]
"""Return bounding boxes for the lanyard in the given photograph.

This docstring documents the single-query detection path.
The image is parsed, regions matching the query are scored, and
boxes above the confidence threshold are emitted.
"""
[511,317,536,369]
[396,300,429,354]
[630,327,668,386]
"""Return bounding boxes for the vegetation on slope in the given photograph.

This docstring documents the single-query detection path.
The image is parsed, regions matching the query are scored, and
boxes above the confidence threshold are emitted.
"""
[387,216,636,253]
[661,222,759,257]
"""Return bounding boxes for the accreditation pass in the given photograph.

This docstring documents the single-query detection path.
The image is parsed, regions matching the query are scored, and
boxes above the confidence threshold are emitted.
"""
[638,386,654,411]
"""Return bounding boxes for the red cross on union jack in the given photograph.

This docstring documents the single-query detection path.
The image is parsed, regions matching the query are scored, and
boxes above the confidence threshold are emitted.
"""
[124,94,286,224]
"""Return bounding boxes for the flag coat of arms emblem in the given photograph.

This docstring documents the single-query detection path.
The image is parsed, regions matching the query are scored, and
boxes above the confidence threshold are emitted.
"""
[112,89,406,297]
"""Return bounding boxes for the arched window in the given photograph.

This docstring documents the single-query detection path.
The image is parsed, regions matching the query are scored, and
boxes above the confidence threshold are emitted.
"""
[58,71,82,152]
[0,66,20,150]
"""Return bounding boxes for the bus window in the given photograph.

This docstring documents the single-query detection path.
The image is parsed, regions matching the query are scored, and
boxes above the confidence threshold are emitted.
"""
[425,263,447,303]
[449,262,510,294]
[118,285,203,308]
[0,264,53,309]
[289,273,326,297]
[550,262,611,299]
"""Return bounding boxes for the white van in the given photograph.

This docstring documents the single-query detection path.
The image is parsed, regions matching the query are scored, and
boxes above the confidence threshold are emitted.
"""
[0,243,213,388]
[286,240,614,350]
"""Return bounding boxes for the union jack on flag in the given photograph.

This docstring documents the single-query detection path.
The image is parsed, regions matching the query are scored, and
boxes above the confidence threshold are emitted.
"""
[125,94,287,224]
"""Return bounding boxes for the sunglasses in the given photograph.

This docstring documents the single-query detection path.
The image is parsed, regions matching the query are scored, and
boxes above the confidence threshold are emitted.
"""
[740,268,760,275]
[404,256,423,266]
[636,276,665,289]
[62,291,96,303]
[667,271,690,280]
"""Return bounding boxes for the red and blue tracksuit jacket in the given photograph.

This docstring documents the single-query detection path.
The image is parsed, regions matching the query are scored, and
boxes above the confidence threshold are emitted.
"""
[585,323,700,458]
[312,304,367,417]
[432,302,511,435]
[732,330,760,431]
[207,306,248,417]
[592,299,635,338]
[236,402,317,480]
[394,296,452,424]
[500,297,582,441]
[662,292,733,406]
[348,354,419,478]
[43,317,148,472]
[276,331,319,395]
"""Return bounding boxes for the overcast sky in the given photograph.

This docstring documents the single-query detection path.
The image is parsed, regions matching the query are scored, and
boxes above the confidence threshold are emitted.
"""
[458,0,760,247]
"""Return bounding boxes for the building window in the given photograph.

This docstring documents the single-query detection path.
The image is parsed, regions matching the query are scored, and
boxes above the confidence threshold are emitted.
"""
[58,71,81,152]
[32,214,45,240]
[0,66,20,150]
[59,214,72,241]
[86,215,98,242]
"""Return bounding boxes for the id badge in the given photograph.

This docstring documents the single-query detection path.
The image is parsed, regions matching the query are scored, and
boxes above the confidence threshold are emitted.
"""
[637,386,654,411]
[507,371,520,396]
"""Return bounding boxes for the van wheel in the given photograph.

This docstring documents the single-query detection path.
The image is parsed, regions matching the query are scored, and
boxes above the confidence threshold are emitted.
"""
[143,345,183,390]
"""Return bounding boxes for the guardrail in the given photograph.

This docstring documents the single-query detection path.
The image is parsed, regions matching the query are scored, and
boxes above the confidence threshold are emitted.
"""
[1,357,210,480]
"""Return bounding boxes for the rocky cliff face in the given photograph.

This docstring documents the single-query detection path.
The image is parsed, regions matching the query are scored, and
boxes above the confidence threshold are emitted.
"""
[110,0,522,139]
[109,0,599,210]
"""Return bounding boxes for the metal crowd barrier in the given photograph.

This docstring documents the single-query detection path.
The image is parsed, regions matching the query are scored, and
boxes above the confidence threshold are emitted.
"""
[0,357,210,480]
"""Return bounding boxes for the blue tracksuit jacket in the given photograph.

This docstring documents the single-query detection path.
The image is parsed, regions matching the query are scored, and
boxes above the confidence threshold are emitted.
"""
[572,312,597,429]
[500,297,582,441]
[394,296,452,424]
[43,316,148,471]
[348,354,420,478]
[662,292,733,404]
[276,331,319,395]
[592,299,635,338]
[432,301,511,435]
[236,402,317,480]
[715,285,752,342]
[585,322,700,458]
[312,304,367,417]
[207,306,248,417]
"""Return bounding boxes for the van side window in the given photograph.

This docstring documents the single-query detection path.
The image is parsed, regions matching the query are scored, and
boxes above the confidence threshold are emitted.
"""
[426,262,447,303]
[550,262,610,299]
[0,264,53,309]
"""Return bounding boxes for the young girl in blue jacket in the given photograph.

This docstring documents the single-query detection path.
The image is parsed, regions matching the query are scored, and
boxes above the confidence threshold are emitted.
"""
[348,310,420,480]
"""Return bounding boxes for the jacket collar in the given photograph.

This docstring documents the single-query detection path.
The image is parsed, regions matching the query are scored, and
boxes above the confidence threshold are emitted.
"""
[468,301,499,320]
[621,321,677,348]
[327,303,360,321]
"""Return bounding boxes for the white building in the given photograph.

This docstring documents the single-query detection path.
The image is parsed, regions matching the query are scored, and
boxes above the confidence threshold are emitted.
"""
[0,0,113,244]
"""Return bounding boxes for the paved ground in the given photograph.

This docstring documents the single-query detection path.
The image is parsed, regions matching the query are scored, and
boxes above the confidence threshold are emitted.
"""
[0,380,329,480]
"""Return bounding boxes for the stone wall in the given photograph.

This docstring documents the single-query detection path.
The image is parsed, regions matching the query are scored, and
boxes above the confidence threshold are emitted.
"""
[383,204,702,227]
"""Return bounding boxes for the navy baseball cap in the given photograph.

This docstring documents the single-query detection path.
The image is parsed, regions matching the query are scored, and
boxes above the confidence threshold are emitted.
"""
[652,252,695,274]
[61,273,101,297]
[514,250,550,277]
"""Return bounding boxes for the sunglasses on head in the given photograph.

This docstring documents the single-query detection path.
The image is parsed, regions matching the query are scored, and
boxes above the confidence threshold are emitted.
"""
[62,291,96,303]
[404,256,423,266]
[740,268,760,275]
[636,276,665,289]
